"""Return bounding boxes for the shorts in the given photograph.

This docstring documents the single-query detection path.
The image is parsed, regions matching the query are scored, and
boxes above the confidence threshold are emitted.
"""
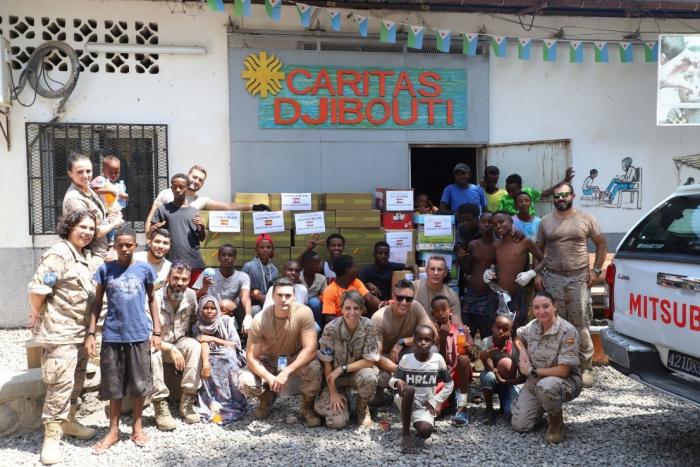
[99,341,153,401]
[394,394,434,426]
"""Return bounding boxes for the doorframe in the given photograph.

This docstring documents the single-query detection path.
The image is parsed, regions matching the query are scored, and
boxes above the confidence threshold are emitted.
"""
[408,143,486,188]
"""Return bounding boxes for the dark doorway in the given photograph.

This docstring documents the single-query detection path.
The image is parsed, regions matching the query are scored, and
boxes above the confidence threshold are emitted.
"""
[410,146,478,209]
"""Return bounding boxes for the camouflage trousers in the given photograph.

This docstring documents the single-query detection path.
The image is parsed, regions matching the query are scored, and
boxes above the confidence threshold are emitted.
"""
[543,269,595,362]
[151,337,202,400]
[511,374,583,432]
[41,344,88,421]
[314,367,379,429]
[238,355,322,400]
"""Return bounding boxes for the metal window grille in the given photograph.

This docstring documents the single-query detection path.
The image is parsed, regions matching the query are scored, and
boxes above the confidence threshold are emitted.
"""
[26,122,169,234]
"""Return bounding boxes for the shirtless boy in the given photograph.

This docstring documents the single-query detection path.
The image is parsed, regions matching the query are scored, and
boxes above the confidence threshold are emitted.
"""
[483,211,545,330]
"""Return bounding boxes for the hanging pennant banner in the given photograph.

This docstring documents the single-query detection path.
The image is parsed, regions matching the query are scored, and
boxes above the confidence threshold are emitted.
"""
[543,39,558,62]
[619,42,633,63]
[265,0,282,21]
[491,36,508,58]
[355,14,368,37]
[462,33,478,56]
[594,42,609,63]
[644,41,658,63]
[436,30,452,53]
[570,41,584,63]
[296,3,313,28]
[380,20,397,43]
[518,38,532,60]
[328,9,342,32]
[207,0,225,12]
[233,0,251,17]
[408,25,425,50]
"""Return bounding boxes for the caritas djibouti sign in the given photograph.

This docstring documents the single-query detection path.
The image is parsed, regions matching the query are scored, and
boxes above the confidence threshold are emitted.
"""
[241,51,468,130]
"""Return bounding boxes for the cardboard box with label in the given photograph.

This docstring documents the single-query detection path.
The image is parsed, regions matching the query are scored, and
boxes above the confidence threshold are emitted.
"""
[290,211,336,229]
[269,193,323,211]
[335,210,380,228]
[242,230,293,248]
[323,193,373,210]
[200,248,221,267]
[374,188,414,212]
[234,193,270,206]
[201,231,245,249]
[242,211,293,233]
[339,228,386,245]
[240,248,291,269]
[293,228,340,247]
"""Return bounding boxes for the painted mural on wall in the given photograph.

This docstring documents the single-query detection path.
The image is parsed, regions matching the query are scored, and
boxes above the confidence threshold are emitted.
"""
[580,157,642,209]
[657,34,700,126]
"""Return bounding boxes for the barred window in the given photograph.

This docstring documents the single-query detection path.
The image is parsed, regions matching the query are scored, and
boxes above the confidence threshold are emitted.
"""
[26,123,169,234]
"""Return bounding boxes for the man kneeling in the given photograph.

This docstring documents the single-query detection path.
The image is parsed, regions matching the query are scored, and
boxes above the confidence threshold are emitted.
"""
[389,325,453,453]
[238,278,323,426]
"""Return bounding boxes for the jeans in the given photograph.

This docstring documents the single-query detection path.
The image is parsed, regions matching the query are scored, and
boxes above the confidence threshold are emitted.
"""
[480,370,520,416]
[605,178,633,201]
[308,297,323,331]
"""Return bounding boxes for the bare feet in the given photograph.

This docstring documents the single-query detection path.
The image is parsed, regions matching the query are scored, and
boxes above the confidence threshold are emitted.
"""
[401,434,415,454]
[93,432,119,455]
[130,431,150,447]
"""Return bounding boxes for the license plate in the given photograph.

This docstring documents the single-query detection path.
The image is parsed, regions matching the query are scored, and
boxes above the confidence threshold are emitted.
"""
[667,350,700,379]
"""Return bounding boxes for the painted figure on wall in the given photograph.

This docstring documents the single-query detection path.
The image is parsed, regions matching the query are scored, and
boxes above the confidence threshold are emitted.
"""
[581,157,642,209]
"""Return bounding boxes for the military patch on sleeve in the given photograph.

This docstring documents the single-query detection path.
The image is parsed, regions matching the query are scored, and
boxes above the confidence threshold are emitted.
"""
[565,337,575,346]
[43,272,58,287]
[320,347,334,357]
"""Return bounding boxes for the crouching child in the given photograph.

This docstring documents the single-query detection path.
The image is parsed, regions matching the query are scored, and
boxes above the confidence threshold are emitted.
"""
[389,325,454,453]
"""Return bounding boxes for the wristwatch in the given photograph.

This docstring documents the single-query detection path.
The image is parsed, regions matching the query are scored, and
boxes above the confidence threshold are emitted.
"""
[592,267,602,275]
[341,365,348,375]
[529,367,538,378]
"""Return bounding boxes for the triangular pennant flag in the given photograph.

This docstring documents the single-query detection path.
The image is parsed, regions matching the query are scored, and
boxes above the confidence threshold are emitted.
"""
[644,41,658,63]
[436,29,452,53]
[491,35,507,58]
[462,33,478,56]
[619,42,633,63]
[265,0,282,21]
[355,15,368,37]
[296,3,313,28]
[543,39,558,62]
[233,0,251,17]
[207,0,225,12]
[327,9,342,32]
[594,41,609,63]
[569,41,584,63]
[407,25,425,50]
[518,38,532,60]
[380,20,396,44]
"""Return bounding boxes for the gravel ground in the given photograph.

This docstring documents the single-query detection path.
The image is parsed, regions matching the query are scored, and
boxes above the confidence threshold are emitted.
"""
[2,328,699,466]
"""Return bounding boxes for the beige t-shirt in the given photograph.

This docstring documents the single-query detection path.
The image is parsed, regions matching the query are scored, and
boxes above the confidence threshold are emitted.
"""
[371,301,432,352]
[248,302,316,357]
[412,280,460,315]
[537,210,602,271]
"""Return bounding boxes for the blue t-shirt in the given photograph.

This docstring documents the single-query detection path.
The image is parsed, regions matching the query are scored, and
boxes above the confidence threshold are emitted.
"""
[512,215,541,240]
[95,260,156,343]
[440,184,487,213]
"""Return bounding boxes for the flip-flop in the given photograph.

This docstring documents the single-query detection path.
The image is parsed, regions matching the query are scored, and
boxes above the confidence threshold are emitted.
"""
[130,432,150,447]
[93,437,119,455]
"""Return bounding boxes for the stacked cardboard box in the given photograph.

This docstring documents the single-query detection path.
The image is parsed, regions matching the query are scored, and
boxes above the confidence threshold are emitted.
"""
[413,213,458,291]
[375,188,415,230]
[324,193,379,267]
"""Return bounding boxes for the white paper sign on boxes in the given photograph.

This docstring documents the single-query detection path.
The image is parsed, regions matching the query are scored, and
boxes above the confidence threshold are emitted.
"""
[208,211,241,233]
[385,230,414,263]
[294,211,326,235]
[252,211,286,234]
[281,193,312,211]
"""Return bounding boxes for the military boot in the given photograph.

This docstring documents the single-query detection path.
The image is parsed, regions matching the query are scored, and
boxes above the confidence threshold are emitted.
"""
[301,395,322,428]
[356,397,373,427]
[254,389,276,420]
[179,392,201,424]
[62,405,96,440]
[544,410,565,443]
[582,359,594,388]
[40,421,63,465]
[154,399,177,431]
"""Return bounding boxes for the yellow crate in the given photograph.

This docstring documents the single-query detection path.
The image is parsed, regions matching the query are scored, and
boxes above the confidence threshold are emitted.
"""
[335,210,381,228]
[234,193,270,205]
[323,193,373,210]
[201,231,244,249]
[339,228,386,245]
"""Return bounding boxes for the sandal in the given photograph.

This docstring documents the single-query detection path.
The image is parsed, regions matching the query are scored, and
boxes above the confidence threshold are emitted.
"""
[130,432,150,447]
[93,437,119,455]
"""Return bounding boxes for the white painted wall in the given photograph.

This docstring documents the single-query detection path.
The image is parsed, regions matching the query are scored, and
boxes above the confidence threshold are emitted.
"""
[237,5,700,233]
[0,0,231,248]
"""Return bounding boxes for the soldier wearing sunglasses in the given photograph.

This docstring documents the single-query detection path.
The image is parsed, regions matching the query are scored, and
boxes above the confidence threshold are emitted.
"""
[372,280,438,396]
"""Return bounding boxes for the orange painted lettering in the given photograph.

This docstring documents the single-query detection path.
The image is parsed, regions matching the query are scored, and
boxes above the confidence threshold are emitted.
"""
[418,71,442,97]
[366,99,390,125]
[392,98,418,125]
[311,68,336,95]
[301,97,328,125]
[287,69,312,95]
[338,98,363,124]
[393,71,416,97]
[274,98,301,125]
[337,70,362,96]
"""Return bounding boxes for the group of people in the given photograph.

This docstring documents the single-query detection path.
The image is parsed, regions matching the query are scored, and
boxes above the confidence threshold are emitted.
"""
[27,153,608,464]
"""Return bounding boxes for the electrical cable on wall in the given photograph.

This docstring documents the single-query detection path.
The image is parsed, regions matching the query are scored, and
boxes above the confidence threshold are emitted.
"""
[11,41,80,120]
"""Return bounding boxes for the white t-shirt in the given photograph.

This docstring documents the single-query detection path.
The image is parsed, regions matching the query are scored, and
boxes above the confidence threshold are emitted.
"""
[133,251,171,290]
[323,260,336,283]
[192,269,251,303]
[263,283,308,309]
[153,188,210,210]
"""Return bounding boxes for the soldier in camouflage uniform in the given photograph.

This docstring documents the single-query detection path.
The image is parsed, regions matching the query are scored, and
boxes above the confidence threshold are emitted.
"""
[27,210,99,465]
[314,291,380,428]
[511,291,583,443]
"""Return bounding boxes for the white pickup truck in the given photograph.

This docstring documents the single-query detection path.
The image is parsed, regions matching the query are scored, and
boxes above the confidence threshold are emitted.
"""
[602,184,700,406]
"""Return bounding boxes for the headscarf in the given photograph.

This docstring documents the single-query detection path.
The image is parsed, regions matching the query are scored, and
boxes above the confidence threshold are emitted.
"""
[196,295,225,337]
